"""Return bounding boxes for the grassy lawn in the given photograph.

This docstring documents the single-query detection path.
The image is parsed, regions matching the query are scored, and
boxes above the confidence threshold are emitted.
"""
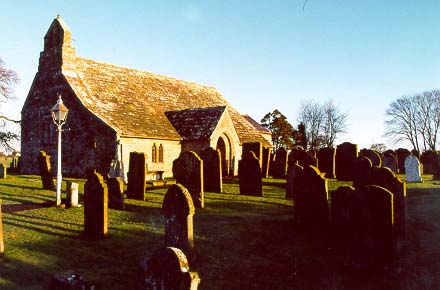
[0,174,439,289]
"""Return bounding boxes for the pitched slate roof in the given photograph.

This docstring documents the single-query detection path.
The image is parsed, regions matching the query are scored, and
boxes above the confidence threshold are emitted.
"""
[165,106,226,140]
[242,114,271,133]
[53,17,270,146]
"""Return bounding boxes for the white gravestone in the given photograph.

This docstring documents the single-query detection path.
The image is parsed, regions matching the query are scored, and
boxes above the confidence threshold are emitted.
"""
[404,155,422,182]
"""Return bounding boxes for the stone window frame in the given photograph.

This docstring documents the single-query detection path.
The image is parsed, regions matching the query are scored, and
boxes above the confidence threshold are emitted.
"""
[159,144,164,163]
[42,116,55,146]
[152,143,157,163]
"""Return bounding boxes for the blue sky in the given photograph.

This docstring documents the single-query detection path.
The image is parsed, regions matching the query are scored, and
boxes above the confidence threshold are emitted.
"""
[2,0,440,150]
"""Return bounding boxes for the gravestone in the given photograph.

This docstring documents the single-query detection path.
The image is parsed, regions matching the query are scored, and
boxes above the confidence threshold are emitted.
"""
[271,147,288,178]
[335,142,358,181]
[84,170,108,238]
[50,272,95,290]
[369,166,407,238]
[352,157,372,189]
[65,181,79,208]
[421,150,438,174]
[200,147,222,193]
[288,147,315,168]
[382,151,398,173]
[138,247,200,290]
[286,162,303,199]
[238,151,263,196]
[316,147,336,178]
[331,185,394,266]
[295,166,328,228]
[359,148,382,167]
[242,142,262,169]
[107,177,125,210]
[405,154,422,182]
[0,163,6,179]
[396,148,411,174]
[37,150,54,190]
[331,186,356,249]
[173,151,204,208]
[162,184,195,258]
[127,152,147,200]
[0,200,3,256]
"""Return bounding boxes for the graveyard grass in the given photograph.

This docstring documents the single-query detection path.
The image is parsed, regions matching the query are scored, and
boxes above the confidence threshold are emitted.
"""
[1,175,440,289]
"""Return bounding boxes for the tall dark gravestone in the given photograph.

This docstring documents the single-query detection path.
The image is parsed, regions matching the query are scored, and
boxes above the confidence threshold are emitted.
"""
[84,170,108,238]
[359,148,382,167]
[238,151,263,197]
[316,147,336,178]
[295,166,328,228]
[369,166,406,238]
[242,142,262,169]
[271,147,288,179]
[173,151,204,208]
[200,147,222,193]
[127,152,147,200]
[421,150,438,174]
[335,142,358,181]
[352,157,372,189]
[162,184,195,258]
[37,150,54,190]
[286,162,303,199]
[288,147,315,168]
[382,150,398,173]
[107,177,125,210]
[396,148,411,174]
[138,247,201,290]
[0,163,6,179]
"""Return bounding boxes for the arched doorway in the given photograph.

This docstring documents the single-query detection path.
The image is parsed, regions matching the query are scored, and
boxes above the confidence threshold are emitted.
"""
[216,134,232,176]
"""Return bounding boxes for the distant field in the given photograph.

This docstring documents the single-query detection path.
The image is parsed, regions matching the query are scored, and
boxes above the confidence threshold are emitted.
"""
[0,174,439,290]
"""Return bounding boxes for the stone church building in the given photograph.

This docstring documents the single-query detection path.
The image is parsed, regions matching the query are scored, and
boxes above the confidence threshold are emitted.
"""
[21,16,271,180]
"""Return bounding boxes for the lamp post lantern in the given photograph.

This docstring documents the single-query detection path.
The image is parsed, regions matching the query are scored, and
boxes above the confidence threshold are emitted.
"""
[51,95,69,206]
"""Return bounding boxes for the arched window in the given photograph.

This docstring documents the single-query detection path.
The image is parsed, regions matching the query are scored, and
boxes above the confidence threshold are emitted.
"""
[159,144,164,163]
[152,144,157,163]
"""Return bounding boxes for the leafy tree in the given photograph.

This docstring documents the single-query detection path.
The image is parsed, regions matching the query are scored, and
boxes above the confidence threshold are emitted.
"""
[0,58,20,152]
[261,109,295,150]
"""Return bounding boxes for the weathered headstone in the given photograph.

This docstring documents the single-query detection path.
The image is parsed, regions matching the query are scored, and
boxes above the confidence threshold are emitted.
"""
[161,184,195,258]
[107,177,125,210]
[331,185,394,266]
[382,151,398,173]
[0,199,3,256]
[316,147,336,178]
[405,154,422,182]
[173,151,204,208]
[37,150,54,190]
[84,170,108,238]
[286,162,303,199]
[242,142,262,169]
[288,147,315,168]
[238,151,263,197]
[65,181,79,208]
[295,166,328,228]
[127,152,147,200]
[421,150,438,174]
[335,142,358,181]
[200,147,222,193]
[370,166,407,238]
[352,157,372,189]
[396,148,411,174]
[0,163,6,179]
[359,148,382,167]
[271,147,288,179]
[138,247,200,290]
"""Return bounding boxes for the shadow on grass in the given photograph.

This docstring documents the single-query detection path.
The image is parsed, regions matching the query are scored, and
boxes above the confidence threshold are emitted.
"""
[2,201,53,213]
[0,182,45,191]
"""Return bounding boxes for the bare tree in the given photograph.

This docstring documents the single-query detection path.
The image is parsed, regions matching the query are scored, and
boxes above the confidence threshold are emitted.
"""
[385,90,440,152]
[297,99,347,150]
[322,100,347,148]
[0,58,20,152]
